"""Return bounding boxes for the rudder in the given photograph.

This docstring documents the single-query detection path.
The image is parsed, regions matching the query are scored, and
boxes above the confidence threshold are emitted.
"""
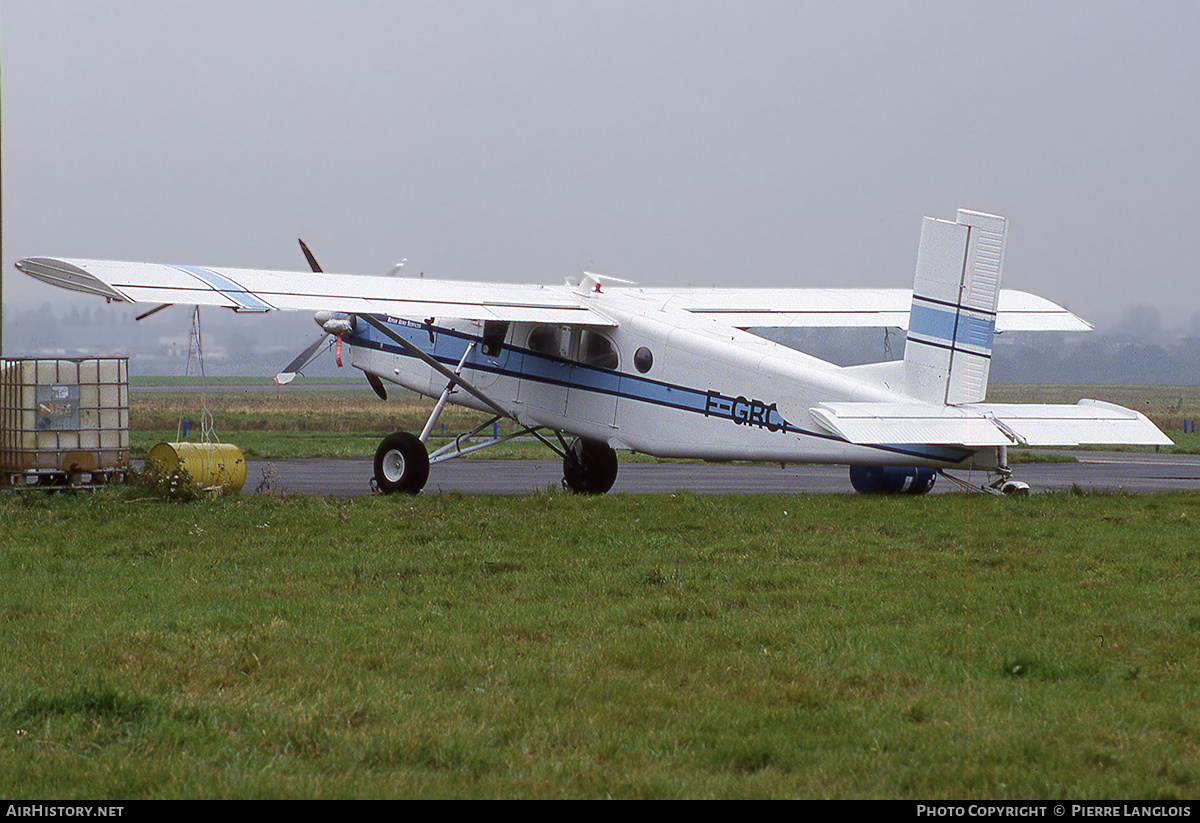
[903,209,1006,405]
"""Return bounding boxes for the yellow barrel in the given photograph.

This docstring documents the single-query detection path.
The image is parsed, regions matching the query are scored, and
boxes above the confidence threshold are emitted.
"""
[147,441,246,493]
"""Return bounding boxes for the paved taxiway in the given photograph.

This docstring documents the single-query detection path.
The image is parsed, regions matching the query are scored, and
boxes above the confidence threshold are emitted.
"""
[246,452,1200,497]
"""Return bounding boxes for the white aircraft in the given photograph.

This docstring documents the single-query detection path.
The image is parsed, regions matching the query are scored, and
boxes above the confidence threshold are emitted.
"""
[17,209,1171,495]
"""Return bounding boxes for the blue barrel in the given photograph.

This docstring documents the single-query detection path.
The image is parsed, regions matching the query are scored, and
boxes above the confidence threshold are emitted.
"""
[849,465,937,495]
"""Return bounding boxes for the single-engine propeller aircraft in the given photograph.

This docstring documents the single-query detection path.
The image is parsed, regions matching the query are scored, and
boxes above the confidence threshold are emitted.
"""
[17,209,1171,495]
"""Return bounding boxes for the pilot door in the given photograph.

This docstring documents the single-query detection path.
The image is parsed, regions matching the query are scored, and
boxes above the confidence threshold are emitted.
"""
[470,320,512,392]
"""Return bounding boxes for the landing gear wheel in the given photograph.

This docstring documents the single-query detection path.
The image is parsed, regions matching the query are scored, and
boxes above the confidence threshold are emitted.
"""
[374,432,430,495]
[562,438,618,494]
[999,479,1031,496]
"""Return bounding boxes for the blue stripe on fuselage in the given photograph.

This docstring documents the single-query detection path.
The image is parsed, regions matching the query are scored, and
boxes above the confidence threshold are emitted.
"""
[350,316,972,464]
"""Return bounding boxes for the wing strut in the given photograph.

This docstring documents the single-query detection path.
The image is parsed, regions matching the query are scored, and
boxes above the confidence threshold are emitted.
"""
[419,342,476,443]
[353,313,510,419]
[135,303,173,321]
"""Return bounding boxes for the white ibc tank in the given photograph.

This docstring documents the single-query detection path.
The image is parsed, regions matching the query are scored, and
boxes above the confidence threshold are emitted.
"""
[0,358,130,485]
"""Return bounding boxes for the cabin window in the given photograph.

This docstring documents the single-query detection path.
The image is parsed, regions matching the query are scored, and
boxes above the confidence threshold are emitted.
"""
[481,321,509,357]
[580,330,618,370]
[527,324,562,356]
[634,346,653,373]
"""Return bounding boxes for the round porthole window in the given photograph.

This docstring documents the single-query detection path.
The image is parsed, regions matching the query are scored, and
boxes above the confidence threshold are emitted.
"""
[634,346,653,373]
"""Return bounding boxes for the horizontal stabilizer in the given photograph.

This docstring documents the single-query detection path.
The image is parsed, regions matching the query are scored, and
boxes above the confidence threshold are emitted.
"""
[810,402,1012,447]
[971,399,1173,447]
[811,399,1172,448]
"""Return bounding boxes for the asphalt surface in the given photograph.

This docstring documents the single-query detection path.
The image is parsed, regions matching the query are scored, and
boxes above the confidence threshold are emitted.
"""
[245,451,1200,498]
[137,384,1200,495]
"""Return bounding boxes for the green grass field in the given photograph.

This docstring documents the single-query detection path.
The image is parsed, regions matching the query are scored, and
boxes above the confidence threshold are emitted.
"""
[3,488,1199,798]
[4,382,1196,798]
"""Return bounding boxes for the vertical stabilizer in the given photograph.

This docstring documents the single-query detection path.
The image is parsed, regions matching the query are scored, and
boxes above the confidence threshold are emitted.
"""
[903,209,1006,405]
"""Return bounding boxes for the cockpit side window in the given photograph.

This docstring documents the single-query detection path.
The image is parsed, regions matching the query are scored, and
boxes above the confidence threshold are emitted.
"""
[527,324,562,357]
[579,330,619,370]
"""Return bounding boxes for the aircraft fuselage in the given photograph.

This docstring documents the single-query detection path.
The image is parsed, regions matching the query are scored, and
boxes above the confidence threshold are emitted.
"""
[346,288,999,471]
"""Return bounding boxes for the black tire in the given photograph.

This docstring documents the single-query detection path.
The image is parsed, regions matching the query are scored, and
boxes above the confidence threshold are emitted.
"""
[562,437,618,494]
[374,432,430,495]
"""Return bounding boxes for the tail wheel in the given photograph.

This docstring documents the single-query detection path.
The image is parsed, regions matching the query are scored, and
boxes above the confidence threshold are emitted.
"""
[562,438,618,494]
[374,432,429,495]
[1000,479,1031,496]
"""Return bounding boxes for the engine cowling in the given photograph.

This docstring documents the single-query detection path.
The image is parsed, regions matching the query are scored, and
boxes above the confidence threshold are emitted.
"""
[849,465,937,495]
[315,311,355,336]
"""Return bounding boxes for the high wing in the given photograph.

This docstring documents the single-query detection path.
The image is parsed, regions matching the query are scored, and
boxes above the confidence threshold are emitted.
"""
[634,287,1090,332]
[15,257,607,326]
[17,257,1086,332]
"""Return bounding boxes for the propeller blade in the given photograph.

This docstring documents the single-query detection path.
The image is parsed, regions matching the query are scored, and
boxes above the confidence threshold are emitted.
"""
[298,238,323,273]
[274,240,335,384]
[294,240,385,396]
[365,372,388,400]
[274,333,329,384]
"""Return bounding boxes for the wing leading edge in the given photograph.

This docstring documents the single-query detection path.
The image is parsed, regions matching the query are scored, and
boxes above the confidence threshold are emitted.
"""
[635,287,1090,332]
[15,257,610,326]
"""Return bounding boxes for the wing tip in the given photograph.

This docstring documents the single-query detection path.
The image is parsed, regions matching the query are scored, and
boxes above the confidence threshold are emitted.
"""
[16,257,128,302]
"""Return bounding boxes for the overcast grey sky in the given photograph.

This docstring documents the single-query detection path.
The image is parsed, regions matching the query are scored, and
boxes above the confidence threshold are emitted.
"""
[4,0,1199,341]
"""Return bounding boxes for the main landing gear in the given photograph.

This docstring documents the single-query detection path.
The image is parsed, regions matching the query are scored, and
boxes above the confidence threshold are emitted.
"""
[370,427,622,496]
[562,438,619,494]
[361,330,625,495]
[373,432,430,495]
